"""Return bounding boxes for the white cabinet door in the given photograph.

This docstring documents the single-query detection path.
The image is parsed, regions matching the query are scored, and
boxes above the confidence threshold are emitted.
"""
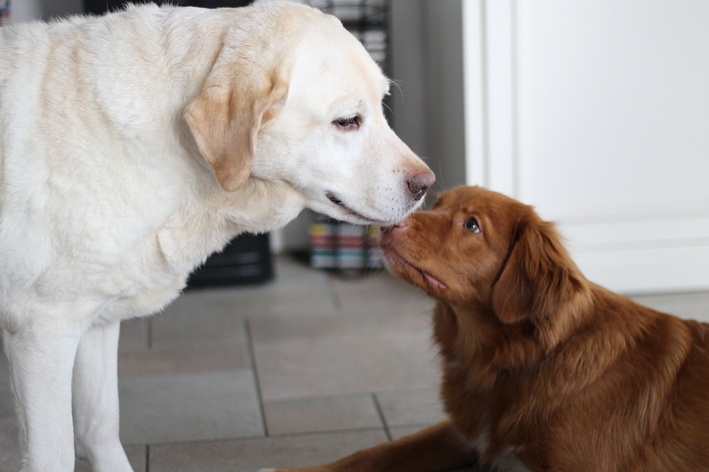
[463,0,709,293]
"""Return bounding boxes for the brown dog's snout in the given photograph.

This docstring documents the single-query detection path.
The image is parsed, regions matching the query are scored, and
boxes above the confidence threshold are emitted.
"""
[394,217,410,229]
[378,217,410,243]
[406,171,435,201]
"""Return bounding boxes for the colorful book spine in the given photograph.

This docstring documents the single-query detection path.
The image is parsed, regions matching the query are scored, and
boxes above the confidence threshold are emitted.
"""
[0,0,9,26]
[309,216,383,269]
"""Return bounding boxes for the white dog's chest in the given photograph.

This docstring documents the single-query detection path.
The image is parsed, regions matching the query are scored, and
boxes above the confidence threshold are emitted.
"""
[60,232,198,328]
[90,185,305,327]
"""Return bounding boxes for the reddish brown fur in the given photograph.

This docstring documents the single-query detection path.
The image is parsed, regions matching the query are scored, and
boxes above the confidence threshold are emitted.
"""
[268,186,709,472]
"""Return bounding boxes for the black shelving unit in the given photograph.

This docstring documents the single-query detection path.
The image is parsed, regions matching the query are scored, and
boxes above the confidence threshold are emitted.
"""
[187,232,273,288]
[85,0,252,15]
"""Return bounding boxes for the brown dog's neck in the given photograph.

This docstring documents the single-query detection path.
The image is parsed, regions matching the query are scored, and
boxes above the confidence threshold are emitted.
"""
[433,302,545,386]
[434,284,675,399]
[434,282,598,388]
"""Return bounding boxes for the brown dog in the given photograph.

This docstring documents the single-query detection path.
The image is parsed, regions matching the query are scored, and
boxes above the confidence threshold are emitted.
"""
[263,186,709,472]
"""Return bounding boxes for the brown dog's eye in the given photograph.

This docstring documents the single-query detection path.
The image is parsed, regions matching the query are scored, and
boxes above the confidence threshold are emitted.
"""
[464,218,481,233]
[333,115,361,130]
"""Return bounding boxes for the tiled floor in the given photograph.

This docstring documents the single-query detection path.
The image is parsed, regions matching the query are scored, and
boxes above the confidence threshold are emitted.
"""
[0,255,708,471]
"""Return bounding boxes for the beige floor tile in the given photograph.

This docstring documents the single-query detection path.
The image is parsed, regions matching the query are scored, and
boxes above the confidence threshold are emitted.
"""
[249,305,433,343]
[224,288,340,319]
[119,370,264,445]
[118,340,251,377]
[150,295,250,347]
[263,393,382,435]
[171,258,337,321]
[329,269,422,297]
[149,429,388,472]
[75,446,147,472]
[331,270,432,310]
[376,387,446,427]
[254,330,440,401]
[152,284,336,346]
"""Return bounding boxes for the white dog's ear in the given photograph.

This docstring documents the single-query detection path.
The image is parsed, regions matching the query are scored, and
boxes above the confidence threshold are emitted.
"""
[185,67,288,192]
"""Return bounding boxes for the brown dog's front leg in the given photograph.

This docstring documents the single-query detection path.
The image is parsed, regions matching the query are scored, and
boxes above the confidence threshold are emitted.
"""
[260,418,476,472]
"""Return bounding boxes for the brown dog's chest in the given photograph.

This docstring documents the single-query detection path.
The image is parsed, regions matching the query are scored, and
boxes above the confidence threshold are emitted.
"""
[440,362,549,466]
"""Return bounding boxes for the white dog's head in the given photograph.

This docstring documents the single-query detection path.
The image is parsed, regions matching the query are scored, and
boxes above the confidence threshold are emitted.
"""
[185,1,434,226]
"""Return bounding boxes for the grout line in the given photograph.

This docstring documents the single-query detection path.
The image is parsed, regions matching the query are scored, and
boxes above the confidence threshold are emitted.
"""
[130,427,388,449]
[244,317,269,437]
[145,444,150,472]
[371,393,392,441]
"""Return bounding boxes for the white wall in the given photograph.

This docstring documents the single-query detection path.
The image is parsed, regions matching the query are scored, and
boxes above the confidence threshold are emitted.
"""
[9,0,41,23]
[389,0,428,159]
[464,0,709,293]
[421,0,466,192]
[390,0,467,195]
[9,0,81,23]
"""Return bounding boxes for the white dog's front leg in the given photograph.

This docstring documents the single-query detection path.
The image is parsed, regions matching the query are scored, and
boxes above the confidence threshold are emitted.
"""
[3,323,81,472]
[72,321,134,472]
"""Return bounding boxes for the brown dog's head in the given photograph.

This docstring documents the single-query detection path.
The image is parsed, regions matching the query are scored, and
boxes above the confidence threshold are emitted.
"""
[379,186,590,336]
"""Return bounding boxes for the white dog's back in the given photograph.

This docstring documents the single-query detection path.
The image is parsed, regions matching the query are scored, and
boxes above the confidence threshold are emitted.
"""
[0,7,204,324]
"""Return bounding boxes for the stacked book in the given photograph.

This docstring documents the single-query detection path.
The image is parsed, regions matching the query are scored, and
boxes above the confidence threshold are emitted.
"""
[1,0,9,26]
[309,214,383,269]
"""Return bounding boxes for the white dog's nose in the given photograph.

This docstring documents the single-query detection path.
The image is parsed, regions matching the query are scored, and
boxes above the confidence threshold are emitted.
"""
[407,171,435,201]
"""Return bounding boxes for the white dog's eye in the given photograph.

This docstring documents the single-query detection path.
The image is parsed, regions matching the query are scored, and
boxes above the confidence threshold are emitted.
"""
[333,115,361,130]
[464,218,481,233]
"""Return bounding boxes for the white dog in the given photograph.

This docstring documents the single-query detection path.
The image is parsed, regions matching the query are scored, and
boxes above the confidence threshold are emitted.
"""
[0,2,434,471]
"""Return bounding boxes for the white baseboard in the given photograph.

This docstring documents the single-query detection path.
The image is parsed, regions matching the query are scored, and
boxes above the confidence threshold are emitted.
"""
[573,245,709,295]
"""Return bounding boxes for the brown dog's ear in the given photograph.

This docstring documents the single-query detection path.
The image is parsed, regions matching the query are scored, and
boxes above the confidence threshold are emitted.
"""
[185,65,288,192]
[492,214,586,325]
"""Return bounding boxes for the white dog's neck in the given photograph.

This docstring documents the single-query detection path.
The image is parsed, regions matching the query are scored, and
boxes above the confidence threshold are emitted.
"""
[67,6,308,271]
[156,177,305,272]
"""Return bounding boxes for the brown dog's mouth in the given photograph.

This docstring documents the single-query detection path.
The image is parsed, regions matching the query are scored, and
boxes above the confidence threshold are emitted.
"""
[381,245,447,291]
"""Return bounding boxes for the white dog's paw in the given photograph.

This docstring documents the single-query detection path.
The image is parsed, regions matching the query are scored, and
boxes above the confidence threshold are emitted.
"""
[257,469,276,472]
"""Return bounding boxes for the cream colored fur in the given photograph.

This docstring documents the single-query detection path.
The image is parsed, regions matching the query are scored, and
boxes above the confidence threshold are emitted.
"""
[0,2,432,471]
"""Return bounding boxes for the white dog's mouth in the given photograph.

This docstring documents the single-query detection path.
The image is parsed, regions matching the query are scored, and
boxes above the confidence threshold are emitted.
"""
[326,192,388,225]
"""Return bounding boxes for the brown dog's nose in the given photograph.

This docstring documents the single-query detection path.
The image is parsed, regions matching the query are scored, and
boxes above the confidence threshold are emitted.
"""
[394,218,410,229]
[379,218,409,237]
[407,171,435,201]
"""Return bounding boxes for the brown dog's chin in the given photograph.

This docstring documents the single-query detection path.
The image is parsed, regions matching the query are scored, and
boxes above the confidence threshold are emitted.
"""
[381,246,447,292]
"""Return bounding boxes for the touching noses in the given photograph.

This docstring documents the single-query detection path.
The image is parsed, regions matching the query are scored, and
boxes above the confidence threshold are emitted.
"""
[406,170,435,201]
[380,217,410,237]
